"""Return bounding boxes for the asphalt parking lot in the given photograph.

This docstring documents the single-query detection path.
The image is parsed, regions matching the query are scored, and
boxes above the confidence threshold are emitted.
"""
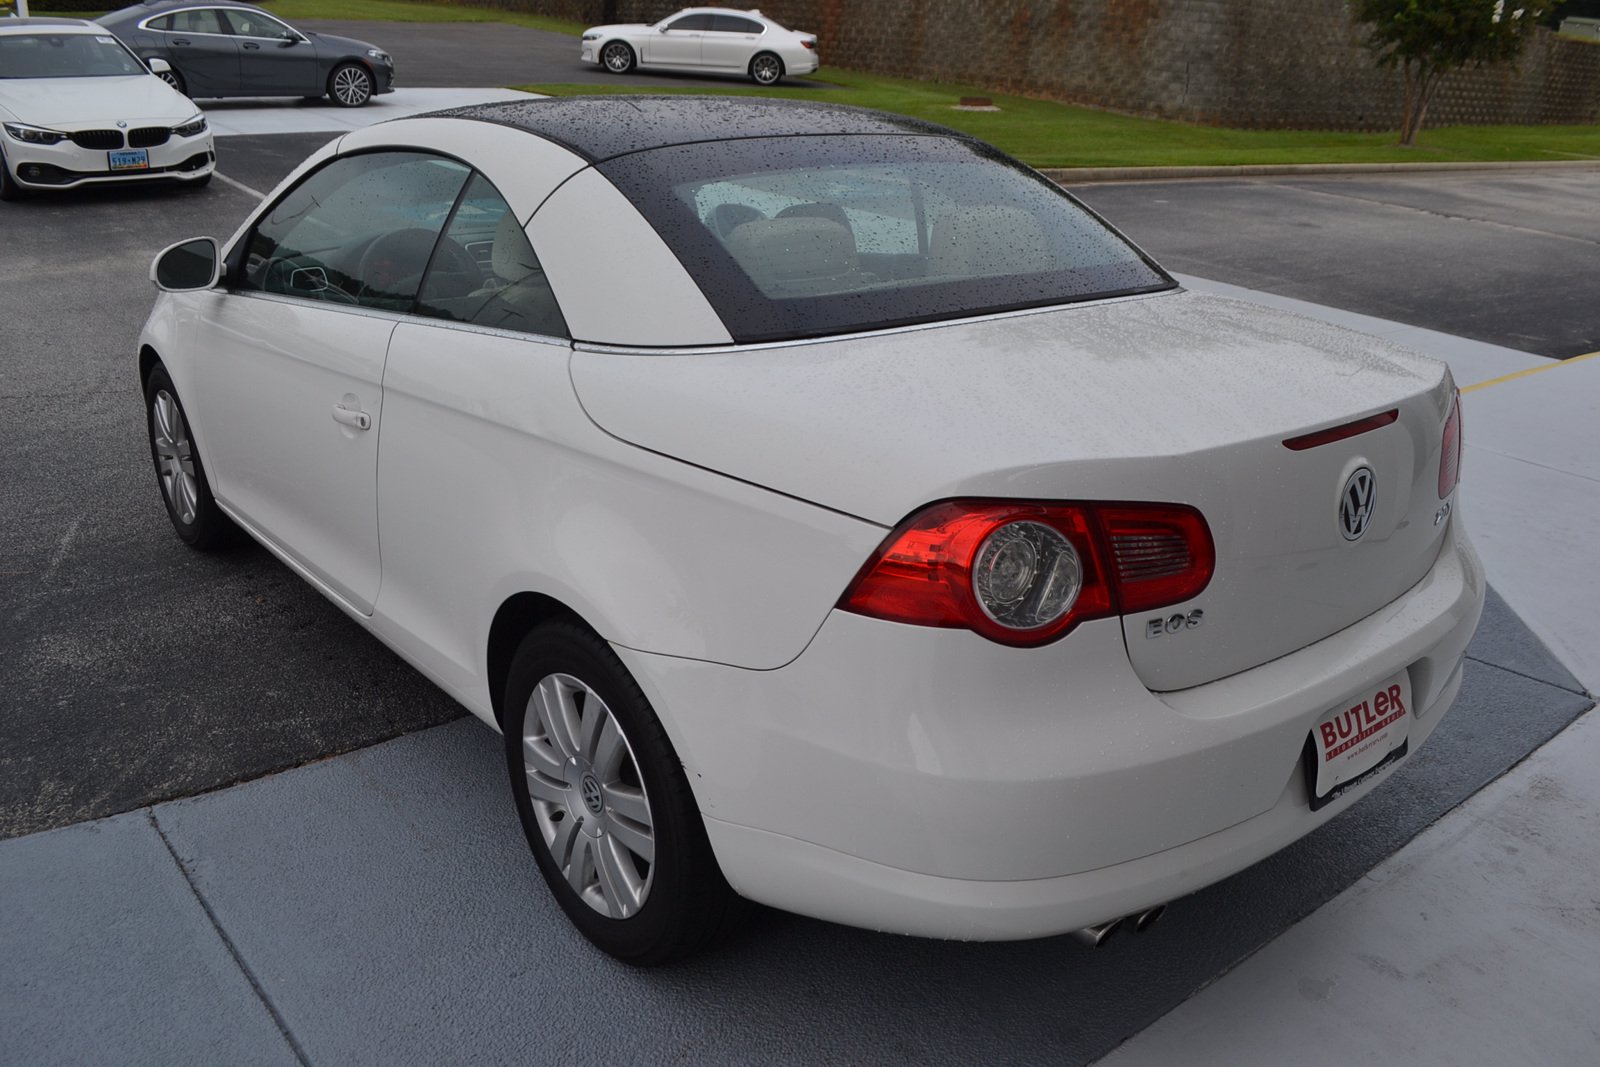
[2,17,1597,1064]
[1072,171,1600,359]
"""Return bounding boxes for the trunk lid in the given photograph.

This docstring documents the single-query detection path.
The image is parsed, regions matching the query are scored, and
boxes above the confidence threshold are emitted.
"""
[570,289,1456,689]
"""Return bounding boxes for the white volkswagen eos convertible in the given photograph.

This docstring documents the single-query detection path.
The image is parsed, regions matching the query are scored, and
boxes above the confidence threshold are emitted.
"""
[0,17,213,198]
[139,97,1483,964]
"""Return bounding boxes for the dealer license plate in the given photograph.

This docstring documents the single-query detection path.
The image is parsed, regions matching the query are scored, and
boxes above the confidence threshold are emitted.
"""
[1306,669,1411,810]
[108,149,149,172]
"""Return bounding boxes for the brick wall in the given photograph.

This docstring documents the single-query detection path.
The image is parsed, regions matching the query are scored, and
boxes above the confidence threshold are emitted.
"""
[473,0,1600,129]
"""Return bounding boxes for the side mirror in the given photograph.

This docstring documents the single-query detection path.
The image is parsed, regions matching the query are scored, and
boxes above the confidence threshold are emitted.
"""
[658,24,669,33]
[151,237,221,292]
[148,57,172,74]
[279,32,303,47]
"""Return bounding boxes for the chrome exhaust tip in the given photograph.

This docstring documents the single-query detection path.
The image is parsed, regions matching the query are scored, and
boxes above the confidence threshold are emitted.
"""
[1071,917,1124,948]
[1132,904,1167,933]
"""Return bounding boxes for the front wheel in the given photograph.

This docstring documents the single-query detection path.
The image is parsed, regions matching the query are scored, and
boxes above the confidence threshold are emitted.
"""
[0,149,24,202]
[600,40,635,74]
[328,62,373,108]
[144,363,233,549]
[749,52,783,86]
[503,620,740,965]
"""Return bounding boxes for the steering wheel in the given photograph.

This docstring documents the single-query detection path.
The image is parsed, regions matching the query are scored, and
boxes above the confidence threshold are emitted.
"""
[354,228,480,302]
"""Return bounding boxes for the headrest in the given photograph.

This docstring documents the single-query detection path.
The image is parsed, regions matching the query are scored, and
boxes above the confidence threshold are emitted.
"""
[724,216,858,294]
[929,206,1052,278]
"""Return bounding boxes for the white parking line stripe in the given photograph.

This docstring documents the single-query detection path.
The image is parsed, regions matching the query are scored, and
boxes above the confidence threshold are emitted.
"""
[213,171,266,201]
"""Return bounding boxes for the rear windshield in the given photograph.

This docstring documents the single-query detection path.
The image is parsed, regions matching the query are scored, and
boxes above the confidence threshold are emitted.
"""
[598,135,1172,344]
[0,33,148,79]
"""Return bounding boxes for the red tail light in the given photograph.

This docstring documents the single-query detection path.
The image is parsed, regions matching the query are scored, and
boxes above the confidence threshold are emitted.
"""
[839,500,1213,647]
[1439,391,1462,498]
[1098,505,1215,613]
[801,39,816,49]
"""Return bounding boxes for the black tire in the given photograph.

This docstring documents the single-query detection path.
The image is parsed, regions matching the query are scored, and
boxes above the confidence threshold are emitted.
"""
[184,173,212,191]
[157,66,188,97]
[144,363,234,550]
[328,62,373,108]
[599,40,635,75]
[0,150,23,202]
[503,620,741,965]
[749,51,783,86]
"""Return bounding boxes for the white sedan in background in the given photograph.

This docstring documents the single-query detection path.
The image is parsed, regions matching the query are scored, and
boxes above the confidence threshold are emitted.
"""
[0,17,214,199]
[138,96,1482,964]
[581,7,818,85]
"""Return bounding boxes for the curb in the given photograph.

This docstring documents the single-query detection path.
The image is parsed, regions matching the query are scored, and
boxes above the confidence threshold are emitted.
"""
[1041,159,1600,183]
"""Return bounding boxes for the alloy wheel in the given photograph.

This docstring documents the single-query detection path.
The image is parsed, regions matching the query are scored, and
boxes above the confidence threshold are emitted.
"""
[602,43,633,73]
[151,389,198,525]
[333,66,372,106]
[752,54,781,85]
[521,672,655,919]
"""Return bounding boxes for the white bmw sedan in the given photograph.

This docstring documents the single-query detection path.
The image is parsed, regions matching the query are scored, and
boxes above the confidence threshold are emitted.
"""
[140,97,1483,964]
[0,18,214,198]
[580,7,818,85]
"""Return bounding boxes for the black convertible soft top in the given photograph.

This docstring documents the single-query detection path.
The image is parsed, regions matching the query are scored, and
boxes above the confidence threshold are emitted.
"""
[427,95,971,164]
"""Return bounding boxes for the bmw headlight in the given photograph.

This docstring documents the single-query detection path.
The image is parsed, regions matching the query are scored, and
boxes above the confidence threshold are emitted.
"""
[2,122,68,146]
[171,114,208,138]
[582,32,601,41]
[366,48,391,63]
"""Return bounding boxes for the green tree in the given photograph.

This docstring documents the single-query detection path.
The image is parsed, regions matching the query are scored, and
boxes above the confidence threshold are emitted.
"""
[1352,0,1563,145]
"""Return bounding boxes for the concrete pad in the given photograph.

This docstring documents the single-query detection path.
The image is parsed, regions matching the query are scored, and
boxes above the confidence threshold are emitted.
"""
[1460,447,1600,695]
[1467,586,1586,697]
[0,812,298,1067]
[1103,706,1600,1067]
[145,639,1591,1067]
[201,88,538,137]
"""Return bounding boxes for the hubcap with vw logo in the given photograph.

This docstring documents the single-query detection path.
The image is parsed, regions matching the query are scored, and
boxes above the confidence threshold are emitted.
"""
[520,672,656,919]
[1340,466,1376,541]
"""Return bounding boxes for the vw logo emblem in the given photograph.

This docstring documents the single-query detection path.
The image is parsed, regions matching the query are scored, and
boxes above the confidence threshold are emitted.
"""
[1340,467,1376,541]
[580,773,604,816]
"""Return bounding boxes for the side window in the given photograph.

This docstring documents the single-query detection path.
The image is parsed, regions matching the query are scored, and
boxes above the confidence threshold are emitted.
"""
[171,9,227,35]
[666,14,715,31]
[711,16,763,34]
[240,151,470,312]
[145,15,173,31]
[415,173,568,338]
[225,10,296,40]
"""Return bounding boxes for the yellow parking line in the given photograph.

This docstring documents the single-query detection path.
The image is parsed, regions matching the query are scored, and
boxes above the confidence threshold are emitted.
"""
[1462,349,1600,394]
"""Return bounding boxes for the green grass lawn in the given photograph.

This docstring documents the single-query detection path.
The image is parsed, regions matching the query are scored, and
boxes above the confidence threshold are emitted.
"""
[43,0,1599,169]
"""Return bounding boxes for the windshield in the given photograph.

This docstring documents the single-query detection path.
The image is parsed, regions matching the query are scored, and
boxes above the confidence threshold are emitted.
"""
[0,33,149,79]
[599,135,1172,343]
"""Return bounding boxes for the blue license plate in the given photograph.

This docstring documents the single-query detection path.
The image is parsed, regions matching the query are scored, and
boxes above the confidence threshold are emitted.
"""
[108,149,150,172]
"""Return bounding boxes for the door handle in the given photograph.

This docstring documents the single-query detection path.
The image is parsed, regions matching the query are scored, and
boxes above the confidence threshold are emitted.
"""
[242,42,260,50]
[173,38,192,45]
[331,404,371,431]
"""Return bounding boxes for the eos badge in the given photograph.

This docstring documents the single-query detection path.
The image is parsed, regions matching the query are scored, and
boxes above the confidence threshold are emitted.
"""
[1146,609,1204,639]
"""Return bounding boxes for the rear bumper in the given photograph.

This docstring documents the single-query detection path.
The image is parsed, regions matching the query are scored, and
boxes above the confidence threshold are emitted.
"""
[618,516,1485,939]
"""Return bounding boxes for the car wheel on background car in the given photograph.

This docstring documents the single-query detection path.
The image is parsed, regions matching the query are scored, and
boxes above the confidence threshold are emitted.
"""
[0,149,24,202]
[749,52,783,86]
[157,67,187,96]
[502,619,741,965]
[328,62,373,108]
[600,41,635,74]
[144,363,233,549]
